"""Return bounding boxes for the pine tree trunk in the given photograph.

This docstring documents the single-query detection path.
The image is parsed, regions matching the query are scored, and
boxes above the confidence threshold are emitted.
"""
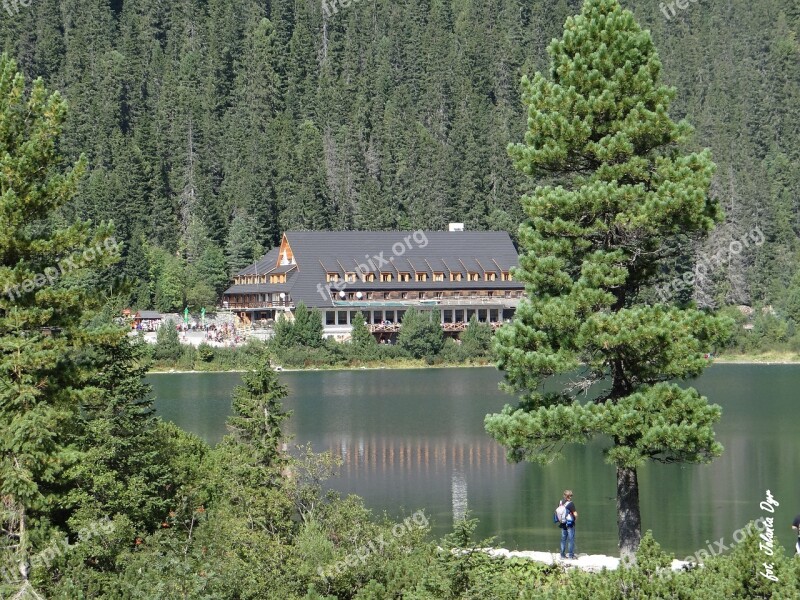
[616,466,642,560]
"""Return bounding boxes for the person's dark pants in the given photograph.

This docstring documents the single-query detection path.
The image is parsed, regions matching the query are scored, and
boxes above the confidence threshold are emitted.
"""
[560,525,575,557]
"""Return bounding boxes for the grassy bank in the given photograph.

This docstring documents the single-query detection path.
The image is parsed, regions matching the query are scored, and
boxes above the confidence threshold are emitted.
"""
[713,351,800,364]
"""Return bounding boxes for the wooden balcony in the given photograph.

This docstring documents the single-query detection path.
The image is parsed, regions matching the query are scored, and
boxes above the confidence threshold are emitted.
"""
[220,301,294,310]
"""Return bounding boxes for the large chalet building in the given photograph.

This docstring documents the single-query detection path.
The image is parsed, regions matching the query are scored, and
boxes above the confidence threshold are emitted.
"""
[221,230,525,337]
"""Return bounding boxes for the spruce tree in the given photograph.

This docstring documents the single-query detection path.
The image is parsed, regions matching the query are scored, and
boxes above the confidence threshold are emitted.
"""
[485,0,732,557]
[227,359,291,470]
[67,329,172,532]
[350,311,376,353]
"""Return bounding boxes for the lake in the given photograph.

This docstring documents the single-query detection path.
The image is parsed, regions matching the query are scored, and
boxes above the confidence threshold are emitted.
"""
[150,365,800,559]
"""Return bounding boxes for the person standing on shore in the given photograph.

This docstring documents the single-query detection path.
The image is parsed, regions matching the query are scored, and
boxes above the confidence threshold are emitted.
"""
[558,489,578,559]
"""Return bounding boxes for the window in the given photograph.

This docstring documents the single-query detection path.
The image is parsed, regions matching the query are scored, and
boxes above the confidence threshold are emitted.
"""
[345,272,357,283]
[454,291,461,298]
[270,274,286,284]
[433,272,444,282]
[383,292,390,300]
[347,292,356,300]
[326,311,336,325]
[337,311,348,325]
[367,292,374,300]
[326,272,340,283]
[399,272,411,282]
[450,272,462,282]
[468,272,480,282]
[401,292,408,300]
[502,272,513,281]
[436,291,444,299]
[381,272,393,282]
[364,273,375,282]
[504,290,511,298]
[415,273,427,282]
[488,291,494,298]
[486,272,496,281]
[418,292,425,300]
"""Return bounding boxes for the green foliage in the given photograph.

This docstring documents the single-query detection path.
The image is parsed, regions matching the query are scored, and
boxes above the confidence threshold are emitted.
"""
[398,309,445,359]
[294,303,324,348]
[350,311,377,355]
[273,303,324,349]
[487,0,733,555]
[0,53,114,595]
[460,315,494,358]
[153,319,182,362]
[227,357,292,469]
[196,342,215,362]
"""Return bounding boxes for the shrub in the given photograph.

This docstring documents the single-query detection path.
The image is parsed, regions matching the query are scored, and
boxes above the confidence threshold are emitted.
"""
[197,342,214,362]
[397,308,444,358]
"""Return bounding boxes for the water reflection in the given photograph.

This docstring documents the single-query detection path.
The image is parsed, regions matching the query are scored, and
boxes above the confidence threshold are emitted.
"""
[151,365,800,557]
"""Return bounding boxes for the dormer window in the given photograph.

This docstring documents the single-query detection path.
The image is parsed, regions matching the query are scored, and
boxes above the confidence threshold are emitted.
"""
[326,272,340,283]
[381,272,393,282]
[485,272,496,281]
[450,272,462,282]
[364,273,375,282]
[270,274,287,284]
[501,272,513,281]
[468,273,480,282]
[345,272,357,283]
[415,273,427,282]
[399,272,411,282]
[433,272,444,282]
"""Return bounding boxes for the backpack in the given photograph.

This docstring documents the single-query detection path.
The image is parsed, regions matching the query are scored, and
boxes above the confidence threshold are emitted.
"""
[553,500,573,526]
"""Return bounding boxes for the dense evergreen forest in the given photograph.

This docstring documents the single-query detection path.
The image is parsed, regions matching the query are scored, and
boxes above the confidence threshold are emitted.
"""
[0,0,798,318]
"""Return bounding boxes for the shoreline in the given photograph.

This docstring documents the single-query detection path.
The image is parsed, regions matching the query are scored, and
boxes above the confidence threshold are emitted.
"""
[147,356,800,374]
[484,548,692,572]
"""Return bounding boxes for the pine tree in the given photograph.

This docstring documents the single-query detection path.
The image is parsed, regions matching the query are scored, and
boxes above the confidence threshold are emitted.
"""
[485,0,733,558]
[0,54,115,597]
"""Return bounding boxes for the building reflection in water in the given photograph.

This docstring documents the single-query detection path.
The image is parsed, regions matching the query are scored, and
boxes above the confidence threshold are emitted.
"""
[327,437,511,475]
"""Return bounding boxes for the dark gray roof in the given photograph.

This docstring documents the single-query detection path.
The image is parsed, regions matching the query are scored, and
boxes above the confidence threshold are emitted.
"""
[225,231,522,308]
[136,310,162,319]
[236,247,281,276]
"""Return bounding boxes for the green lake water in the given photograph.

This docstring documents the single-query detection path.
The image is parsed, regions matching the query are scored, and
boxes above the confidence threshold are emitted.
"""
[150,365,800,558]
